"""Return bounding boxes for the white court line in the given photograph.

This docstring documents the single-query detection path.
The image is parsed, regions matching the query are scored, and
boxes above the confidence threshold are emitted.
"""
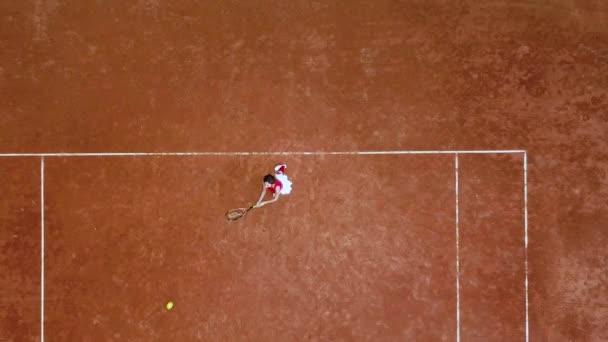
[524,152,529,342]
[455,154,461,342]
[0,150,526,157]
[40,157,45,342]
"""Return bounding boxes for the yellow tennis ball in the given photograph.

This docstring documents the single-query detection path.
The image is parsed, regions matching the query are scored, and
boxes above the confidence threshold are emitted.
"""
[166,301,174,310]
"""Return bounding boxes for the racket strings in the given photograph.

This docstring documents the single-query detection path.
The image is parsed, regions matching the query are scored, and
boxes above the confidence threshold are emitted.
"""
[225,207,251,221]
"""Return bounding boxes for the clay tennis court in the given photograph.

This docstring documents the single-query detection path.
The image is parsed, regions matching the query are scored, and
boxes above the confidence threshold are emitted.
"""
[1,1,607,341]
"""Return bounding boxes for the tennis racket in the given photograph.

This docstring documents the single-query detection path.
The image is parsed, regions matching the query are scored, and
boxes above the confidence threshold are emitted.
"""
[225,205,256,221]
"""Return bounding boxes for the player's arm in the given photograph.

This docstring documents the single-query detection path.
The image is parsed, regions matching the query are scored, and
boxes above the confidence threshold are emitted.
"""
[255,184,267,207]
[257,191,280,207]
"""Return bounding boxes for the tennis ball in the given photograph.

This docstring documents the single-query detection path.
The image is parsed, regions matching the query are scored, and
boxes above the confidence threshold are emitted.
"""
[166,301,174,310]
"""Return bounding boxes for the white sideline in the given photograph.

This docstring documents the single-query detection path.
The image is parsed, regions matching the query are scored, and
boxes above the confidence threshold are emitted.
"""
[455,154,461,342]
[40,157,45,342]
[524,152,529,342]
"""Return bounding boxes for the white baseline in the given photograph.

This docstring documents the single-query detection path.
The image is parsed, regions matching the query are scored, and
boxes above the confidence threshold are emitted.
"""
[0,150,525,157]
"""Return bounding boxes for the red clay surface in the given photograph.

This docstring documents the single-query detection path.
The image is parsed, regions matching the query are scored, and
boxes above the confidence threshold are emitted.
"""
[41,155,455,340]
[0,159,40,342]
[1,1,608,341]
[459,154,525,340]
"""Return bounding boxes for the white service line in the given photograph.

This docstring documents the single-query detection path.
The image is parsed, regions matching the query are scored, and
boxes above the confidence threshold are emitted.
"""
[0,150,526,157]
[455,154,461,342]
[40,157,45,342]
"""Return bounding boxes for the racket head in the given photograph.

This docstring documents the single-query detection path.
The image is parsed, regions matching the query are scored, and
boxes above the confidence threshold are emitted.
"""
[225,206,254,221]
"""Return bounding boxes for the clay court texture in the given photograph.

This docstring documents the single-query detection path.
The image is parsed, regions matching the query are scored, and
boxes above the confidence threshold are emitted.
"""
[1,1,607,341]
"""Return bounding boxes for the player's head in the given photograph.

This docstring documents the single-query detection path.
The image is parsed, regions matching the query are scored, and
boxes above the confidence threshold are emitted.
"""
[263,174,276,187]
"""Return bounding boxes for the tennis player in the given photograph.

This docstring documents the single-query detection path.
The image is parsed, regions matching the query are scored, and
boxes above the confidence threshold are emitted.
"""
[255,164,292,207]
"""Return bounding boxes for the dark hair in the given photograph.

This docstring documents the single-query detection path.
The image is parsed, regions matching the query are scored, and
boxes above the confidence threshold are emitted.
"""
[263,174,276,184]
